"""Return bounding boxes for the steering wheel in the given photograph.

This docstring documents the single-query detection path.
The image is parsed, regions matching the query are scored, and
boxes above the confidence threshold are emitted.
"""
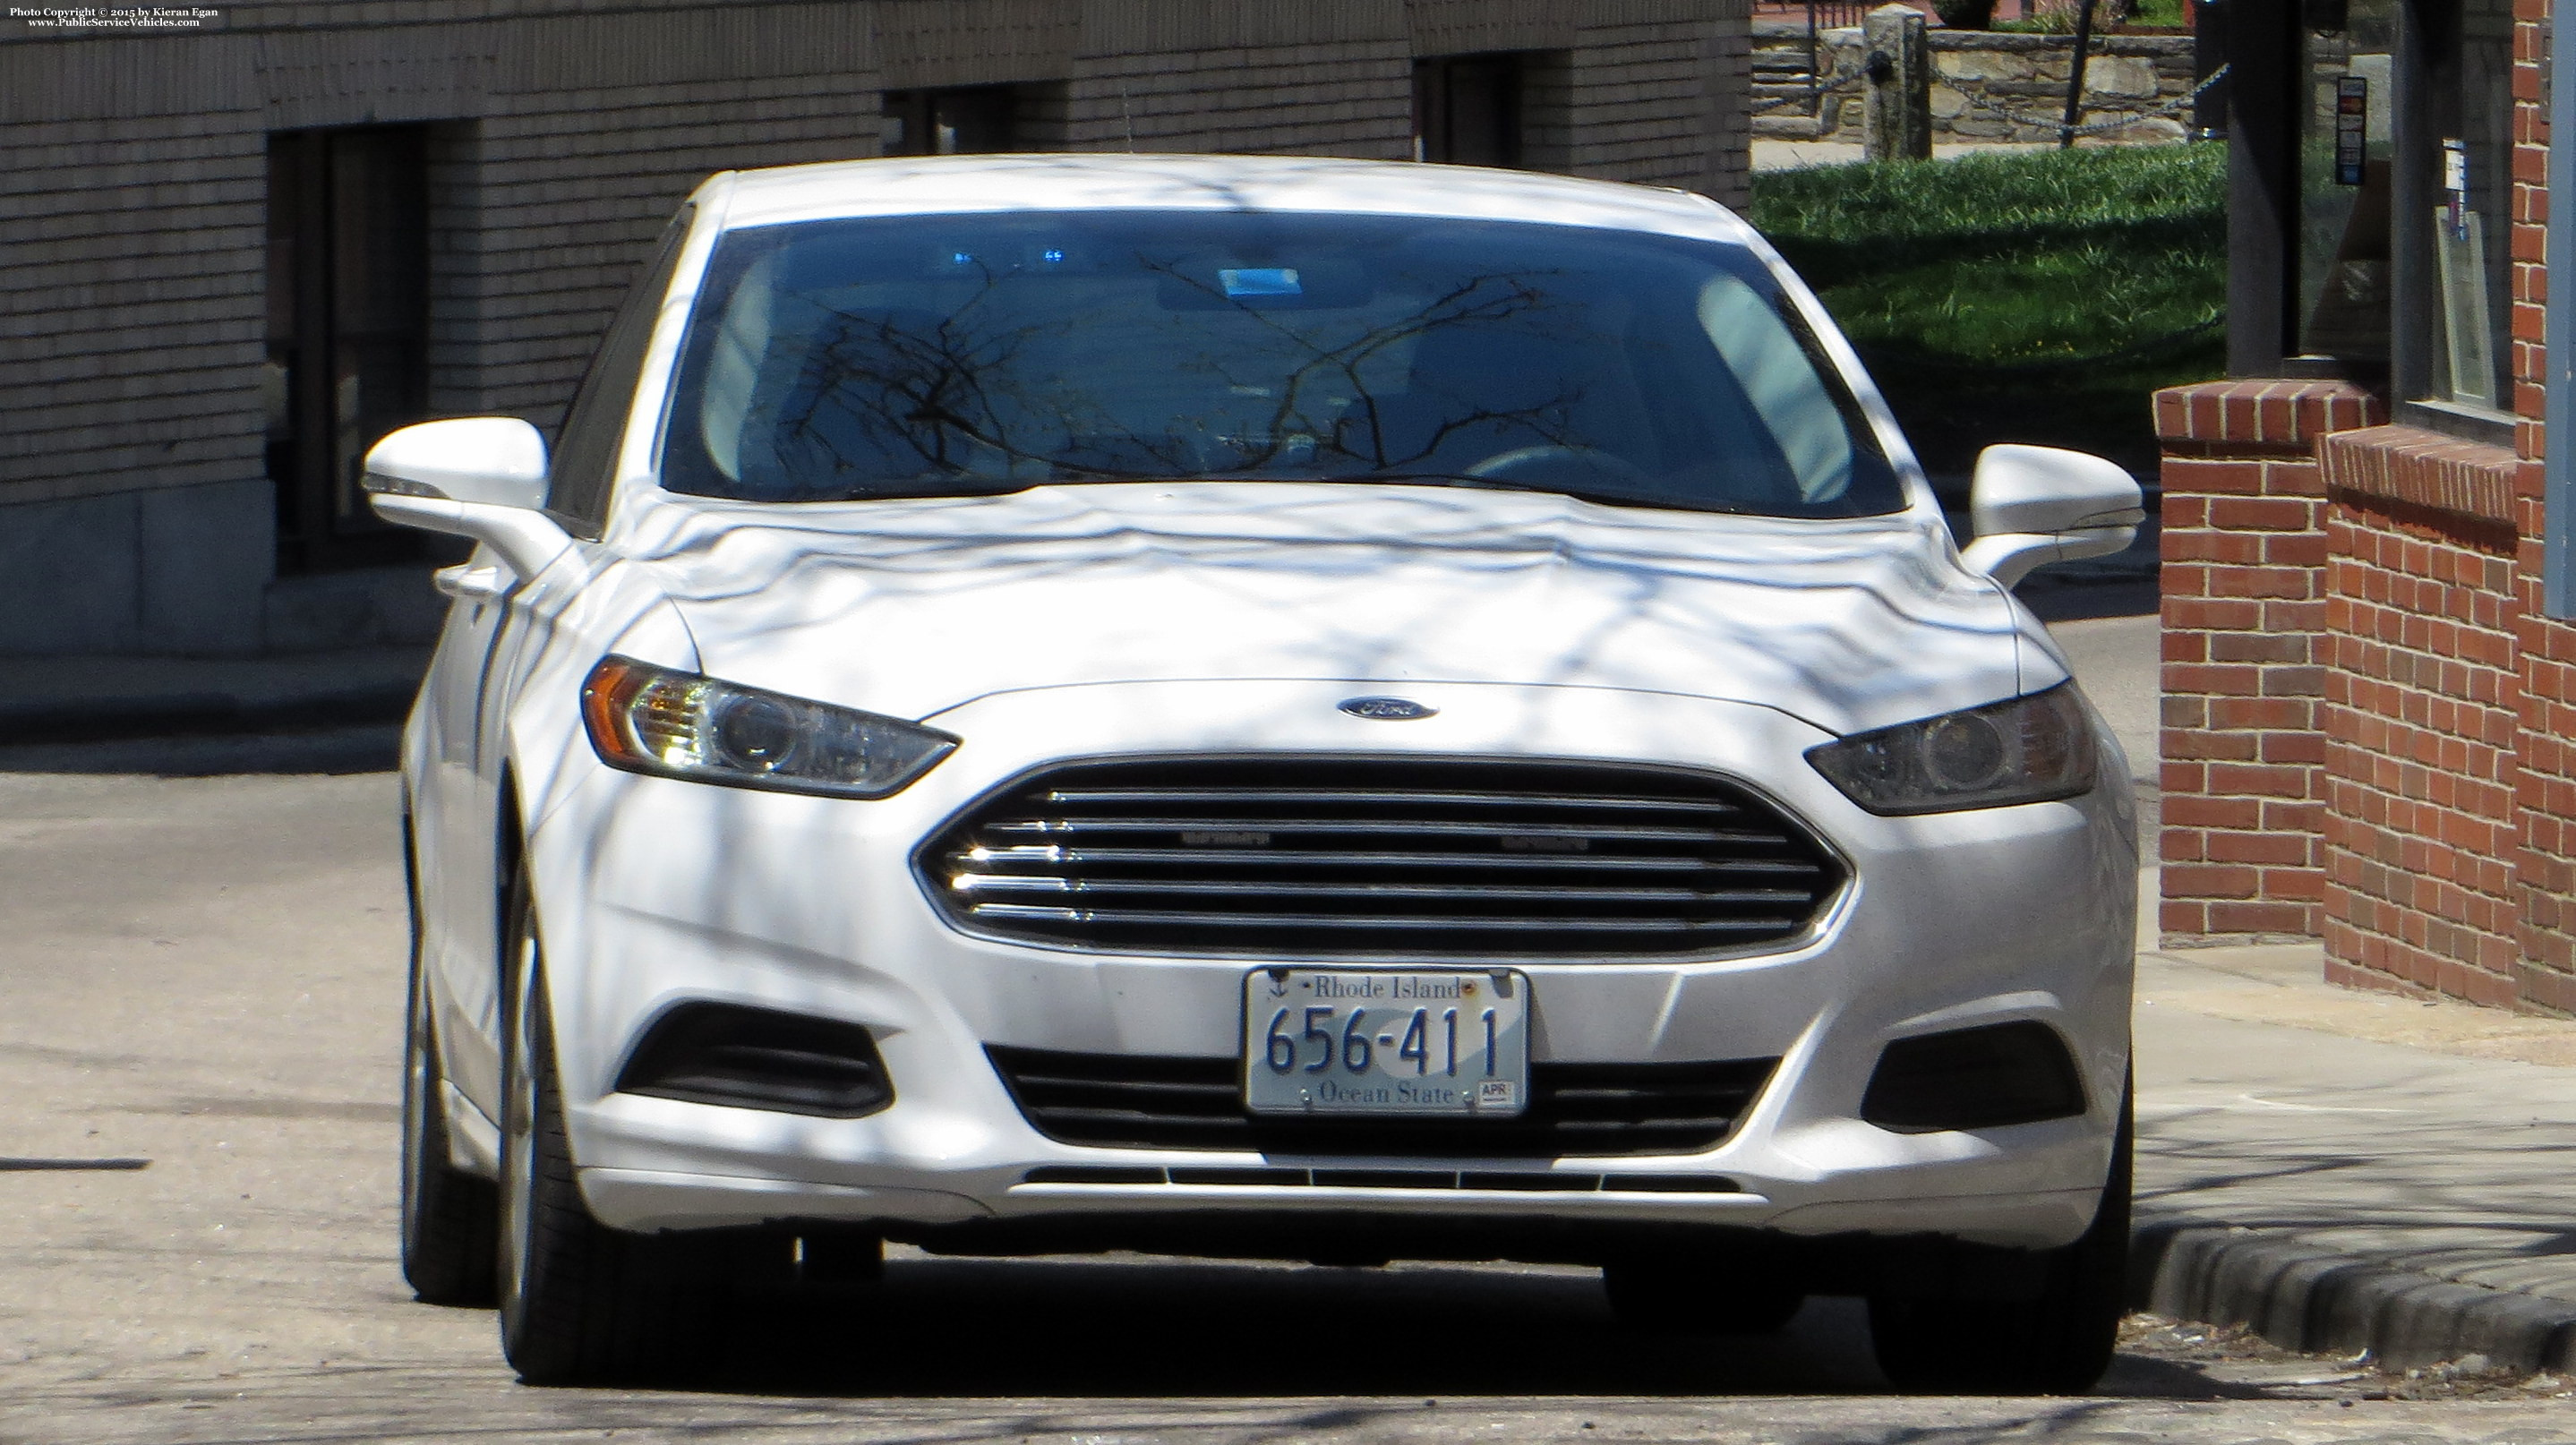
[1460,444,1653,487]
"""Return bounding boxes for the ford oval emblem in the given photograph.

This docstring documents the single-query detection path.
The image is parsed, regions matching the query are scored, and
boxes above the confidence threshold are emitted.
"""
[1339,696,1437,722]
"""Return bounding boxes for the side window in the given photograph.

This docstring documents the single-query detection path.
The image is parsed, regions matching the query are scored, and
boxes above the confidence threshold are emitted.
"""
[546,205,693,536]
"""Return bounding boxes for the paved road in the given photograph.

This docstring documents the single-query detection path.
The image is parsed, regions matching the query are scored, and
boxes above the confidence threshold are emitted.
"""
[8,617,2576,1441]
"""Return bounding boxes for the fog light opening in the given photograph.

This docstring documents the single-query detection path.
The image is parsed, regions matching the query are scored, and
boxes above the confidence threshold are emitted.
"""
[1860,1020,2086,1133]
[614,1002,893,1118]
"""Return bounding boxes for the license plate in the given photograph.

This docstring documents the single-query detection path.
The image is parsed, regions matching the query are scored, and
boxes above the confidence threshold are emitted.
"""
[1241,970,1530,1117]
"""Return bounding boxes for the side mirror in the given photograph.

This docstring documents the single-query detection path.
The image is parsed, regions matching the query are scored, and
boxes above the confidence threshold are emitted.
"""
[364,417,570,584]
[1957,444,2144,590]
[362,416,549,510]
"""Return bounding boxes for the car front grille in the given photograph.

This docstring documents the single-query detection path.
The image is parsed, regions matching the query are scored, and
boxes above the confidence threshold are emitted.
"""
[985,1046,1779,1158]
[916,757,1842,957]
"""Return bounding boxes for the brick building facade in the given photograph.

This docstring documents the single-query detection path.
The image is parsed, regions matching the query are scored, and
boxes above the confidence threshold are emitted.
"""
[2,0,1750,658]
[2154,0,2566,1011]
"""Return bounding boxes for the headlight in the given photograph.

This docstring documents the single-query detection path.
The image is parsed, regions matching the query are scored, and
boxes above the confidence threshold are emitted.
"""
[1805,683,2096,816]
[580,656,958,799]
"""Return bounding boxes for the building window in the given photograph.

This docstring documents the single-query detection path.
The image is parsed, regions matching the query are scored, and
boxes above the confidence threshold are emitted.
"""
[2297,0,2396,366]
[2228,0,2514,440]
[265,124,438,574]
[883,85,1025,156]
[2407,0,2512,415]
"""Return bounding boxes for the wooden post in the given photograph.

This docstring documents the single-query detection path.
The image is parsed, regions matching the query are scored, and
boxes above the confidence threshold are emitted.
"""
[1806,0,1822,115]
[1861,4,1931,162]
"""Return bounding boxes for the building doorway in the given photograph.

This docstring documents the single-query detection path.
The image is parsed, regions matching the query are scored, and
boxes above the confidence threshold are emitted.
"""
[1414,54,1527,167]
[882,85,1026,155]
[264,124,436,574]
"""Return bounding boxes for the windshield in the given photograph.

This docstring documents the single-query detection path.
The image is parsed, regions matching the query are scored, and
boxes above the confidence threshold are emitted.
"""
[659,209,1905,518]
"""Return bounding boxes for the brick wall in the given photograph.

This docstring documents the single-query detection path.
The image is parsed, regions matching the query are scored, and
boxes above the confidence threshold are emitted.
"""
[2153,388,2555,1012]
[2512,579,2576,1014]
[1567,13,1747,201]
[0,103,268,512]
[2153,380,2383,942]
[469,73,886,421]
[2316,430,2524,1005]
[1063,41,1416,158]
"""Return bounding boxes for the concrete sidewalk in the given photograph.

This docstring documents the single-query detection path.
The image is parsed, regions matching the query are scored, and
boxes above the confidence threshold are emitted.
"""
[2132,939,2576,1372]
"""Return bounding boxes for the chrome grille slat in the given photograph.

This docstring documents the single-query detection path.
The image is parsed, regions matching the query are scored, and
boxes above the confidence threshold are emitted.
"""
[963,903,1801,934]
[918,758,1843,958]
[1037,788,1746,816]
[1006,1075,1243,1103]
[953,876,1813,904]
[954,846,1811,873]
[985,817,1750,842]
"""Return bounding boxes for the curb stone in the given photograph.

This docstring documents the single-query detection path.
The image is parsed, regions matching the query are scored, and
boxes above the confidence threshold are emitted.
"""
[2133,1211,2576,1372]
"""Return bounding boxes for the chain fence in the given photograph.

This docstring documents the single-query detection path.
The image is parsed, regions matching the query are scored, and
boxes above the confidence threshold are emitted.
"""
[1952,62,2230,140]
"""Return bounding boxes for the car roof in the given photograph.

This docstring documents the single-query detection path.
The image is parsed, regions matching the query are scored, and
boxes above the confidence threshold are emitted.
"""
[701,152,1761,248]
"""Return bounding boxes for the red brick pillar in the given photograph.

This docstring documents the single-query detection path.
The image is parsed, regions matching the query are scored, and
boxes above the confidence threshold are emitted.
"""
[2154,380,2384,943]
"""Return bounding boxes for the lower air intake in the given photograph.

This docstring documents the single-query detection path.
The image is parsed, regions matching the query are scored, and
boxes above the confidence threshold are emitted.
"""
[615,1003,892,1119]
[987,1046,1777,1158]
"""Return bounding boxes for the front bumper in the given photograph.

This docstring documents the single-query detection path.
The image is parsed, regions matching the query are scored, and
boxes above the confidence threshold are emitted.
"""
[517,678,2135,1254]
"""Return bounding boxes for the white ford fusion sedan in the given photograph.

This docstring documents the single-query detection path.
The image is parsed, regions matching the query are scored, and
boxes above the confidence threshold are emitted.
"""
[372,154,2142,1392]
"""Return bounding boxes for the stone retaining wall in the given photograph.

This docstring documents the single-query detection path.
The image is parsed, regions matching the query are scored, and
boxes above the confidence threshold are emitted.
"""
[1752,21,2198,144]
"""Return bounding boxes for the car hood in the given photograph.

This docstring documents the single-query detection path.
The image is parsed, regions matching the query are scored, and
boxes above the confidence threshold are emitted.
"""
[620,482,2041,737]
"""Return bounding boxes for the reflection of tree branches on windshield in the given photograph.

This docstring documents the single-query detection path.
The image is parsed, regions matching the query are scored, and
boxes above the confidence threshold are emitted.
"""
[1142,261,1591,475]
[766,261,1596,495]
[769,269,1194,489]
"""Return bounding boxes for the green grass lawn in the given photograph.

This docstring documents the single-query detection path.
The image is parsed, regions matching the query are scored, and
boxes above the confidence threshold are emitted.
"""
[1748,143,2226,480]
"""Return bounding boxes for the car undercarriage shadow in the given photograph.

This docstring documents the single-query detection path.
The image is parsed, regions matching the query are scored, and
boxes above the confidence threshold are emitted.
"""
[709,1257,1870,1397]
[689,1256,2278,1402]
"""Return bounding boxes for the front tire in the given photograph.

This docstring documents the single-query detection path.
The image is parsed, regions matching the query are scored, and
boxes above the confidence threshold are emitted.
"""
[1867,1081,2133,1395]
[495,863,729,1385]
